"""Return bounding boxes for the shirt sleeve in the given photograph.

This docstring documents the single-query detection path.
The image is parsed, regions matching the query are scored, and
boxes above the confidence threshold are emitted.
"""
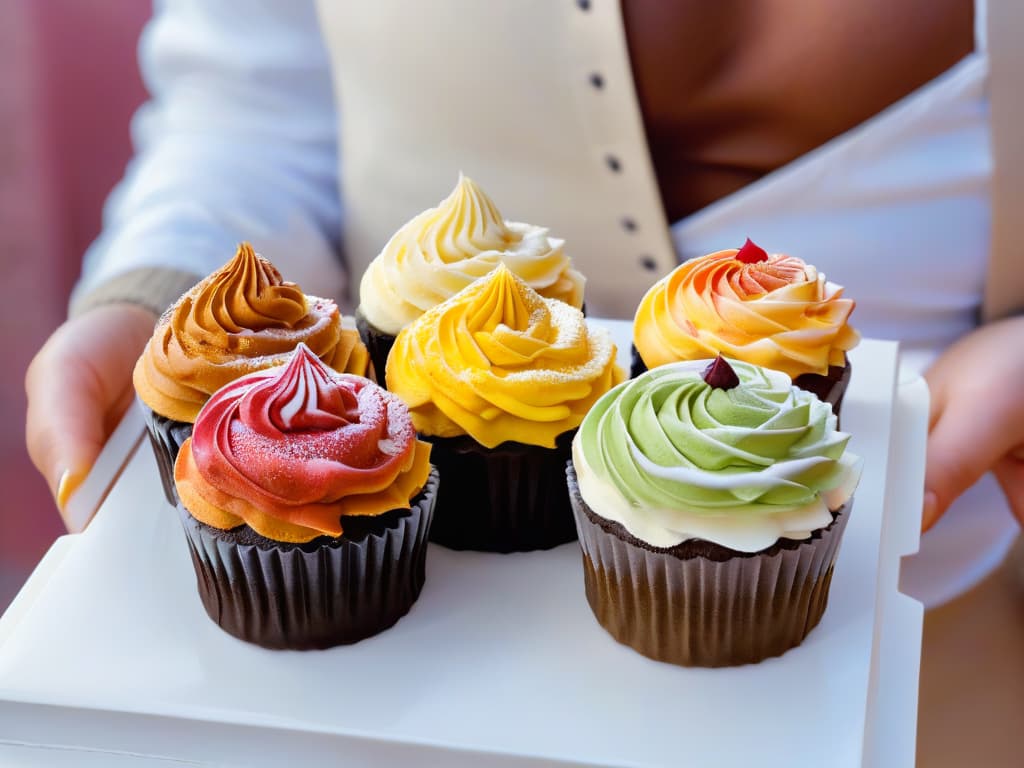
[70,0,348,315]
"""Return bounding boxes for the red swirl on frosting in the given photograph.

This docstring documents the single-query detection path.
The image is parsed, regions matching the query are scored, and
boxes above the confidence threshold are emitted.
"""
[175,344,431,543]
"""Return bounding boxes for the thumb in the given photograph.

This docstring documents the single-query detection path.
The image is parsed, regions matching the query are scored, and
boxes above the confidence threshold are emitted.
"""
[922,403,1009,532]
[25,355,112,530]
[993,450,1024,526]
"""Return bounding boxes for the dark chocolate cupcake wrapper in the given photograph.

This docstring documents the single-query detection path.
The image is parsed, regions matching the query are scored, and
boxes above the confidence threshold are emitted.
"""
[424,431,577,553]
[567,463,851,667]
[142,406,193,506]
[177,467,438,650]
[629,346,851,421]
[354,309,395,388]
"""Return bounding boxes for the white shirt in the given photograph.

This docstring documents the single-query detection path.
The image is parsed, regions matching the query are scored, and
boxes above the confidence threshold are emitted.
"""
[76,0,1018,608]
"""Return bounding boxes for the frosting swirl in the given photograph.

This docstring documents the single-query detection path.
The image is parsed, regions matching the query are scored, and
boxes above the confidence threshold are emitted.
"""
[387,264,619,448]
[633,243,859,378]
[573,359,860,552]
[175,344,432,543]
[358,174,585,335]
[134,242,370,422]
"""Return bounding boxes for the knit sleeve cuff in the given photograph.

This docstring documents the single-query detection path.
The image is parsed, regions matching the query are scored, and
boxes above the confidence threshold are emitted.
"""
[69,267,201,319]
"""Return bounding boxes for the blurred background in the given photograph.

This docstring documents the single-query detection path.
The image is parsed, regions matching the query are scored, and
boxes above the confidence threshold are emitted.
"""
[0,4,1021,766]
[0,1,148,609]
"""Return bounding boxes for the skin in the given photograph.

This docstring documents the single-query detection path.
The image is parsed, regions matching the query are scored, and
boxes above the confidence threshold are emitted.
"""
[24,0,1021,533]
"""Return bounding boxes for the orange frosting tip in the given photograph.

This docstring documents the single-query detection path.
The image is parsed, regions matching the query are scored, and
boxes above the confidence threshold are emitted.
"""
[633,247,859,379]
[133,242,370,422]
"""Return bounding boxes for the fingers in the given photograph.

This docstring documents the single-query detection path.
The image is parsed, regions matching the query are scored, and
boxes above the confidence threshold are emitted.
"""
[923,396,1021,532]
[24,304,156,530]
[993,452,1024,526]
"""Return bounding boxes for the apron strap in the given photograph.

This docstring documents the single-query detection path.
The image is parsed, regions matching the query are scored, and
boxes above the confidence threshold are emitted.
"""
[985,0,1024,321]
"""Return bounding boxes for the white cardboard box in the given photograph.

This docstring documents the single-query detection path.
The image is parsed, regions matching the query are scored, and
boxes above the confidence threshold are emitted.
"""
[0,323,925,767]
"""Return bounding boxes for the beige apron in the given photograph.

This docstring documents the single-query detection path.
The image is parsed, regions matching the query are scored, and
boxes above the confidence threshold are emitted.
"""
[315,0,674,318]
[316,0,1022,321]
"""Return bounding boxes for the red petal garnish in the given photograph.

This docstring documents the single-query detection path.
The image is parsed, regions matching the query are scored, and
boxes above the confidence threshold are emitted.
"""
[702,355,740,390]
[735,238,769,264]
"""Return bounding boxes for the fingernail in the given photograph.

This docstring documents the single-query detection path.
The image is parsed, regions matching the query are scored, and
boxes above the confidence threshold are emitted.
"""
[56,468,86,512]
[921,490,938,531]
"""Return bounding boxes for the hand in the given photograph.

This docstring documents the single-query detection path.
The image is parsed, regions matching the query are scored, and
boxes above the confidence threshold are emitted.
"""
[922,315,1024,531]
[25,304,156,531]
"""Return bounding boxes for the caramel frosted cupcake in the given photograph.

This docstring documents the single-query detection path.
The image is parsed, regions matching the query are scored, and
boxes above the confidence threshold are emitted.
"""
[356,174,584,379]
[134,242,370,504]
[387,264,617,552]
[175,344,436,649]
[568,357,861,667]
[632,239,859,414]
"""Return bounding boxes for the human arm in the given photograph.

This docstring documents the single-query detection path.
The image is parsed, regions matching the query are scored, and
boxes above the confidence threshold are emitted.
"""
[922,315,1024,530]
[26,0,344,525]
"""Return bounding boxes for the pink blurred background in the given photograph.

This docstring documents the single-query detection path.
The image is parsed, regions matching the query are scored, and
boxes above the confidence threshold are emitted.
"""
[0,2,149,609]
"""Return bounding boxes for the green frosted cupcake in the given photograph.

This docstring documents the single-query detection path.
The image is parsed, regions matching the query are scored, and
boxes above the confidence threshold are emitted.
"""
[567,357,861,667]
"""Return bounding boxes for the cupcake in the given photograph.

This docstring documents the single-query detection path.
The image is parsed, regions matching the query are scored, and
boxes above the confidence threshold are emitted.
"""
[632,239,859,415]
[174,344,436,649]
[356,174,585,379]
[386,264,618,552]
[568,356,861,667]
[134,242,371,505]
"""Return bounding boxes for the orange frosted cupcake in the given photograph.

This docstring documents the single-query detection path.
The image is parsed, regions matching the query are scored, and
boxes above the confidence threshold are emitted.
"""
[175,344,436,649]
[632,239,859,414]
[386,265,618,552]
[134,242,370,504]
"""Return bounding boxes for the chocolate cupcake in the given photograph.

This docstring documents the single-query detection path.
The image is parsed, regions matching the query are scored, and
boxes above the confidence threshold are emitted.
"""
[356,174,584,380]
[386,265,619,552]
[632,239,859,417]
[133,242,371,505]
[174,344,436,650]
[568,357,861,667]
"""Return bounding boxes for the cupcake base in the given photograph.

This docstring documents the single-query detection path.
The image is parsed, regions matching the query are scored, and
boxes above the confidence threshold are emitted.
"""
[630,347,852,420]
[142,407,193,506]
[177,467,438,650]
[424,431,577,553]
[354,309,395,387]
[567,464,851,667]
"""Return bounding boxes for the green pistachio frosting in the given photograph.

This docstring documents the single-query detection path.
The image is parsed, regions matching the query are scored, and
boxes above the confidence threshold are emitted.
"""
[572,359,860,551]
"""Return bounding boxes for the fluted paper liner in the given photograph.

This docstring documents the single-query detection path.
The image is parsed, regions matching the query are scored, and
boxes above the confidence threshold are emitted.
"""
[142,406,193,506]
[177,467,438,650]
[425,432,577,553]
[354,309,392,389]
[567,464,851,667]
[629,346,852,421]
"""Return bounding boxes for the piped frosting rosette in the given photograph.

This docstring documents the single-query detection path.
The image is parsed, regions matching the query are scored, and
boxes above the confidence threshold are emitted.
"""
[572,358,861,553]
[633,239,859,379]
[134,242,370,423]
[175,344,432,544]
[359,174,585,336]
[386,264,618,448]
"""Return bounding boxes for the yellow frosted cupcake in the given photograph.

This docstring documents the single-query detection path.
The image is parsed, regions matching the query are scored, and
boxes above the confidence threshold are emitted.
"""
[356,174,584,380]
[386,265,618,552]
[134,242,371,505]
[633,239,859,413]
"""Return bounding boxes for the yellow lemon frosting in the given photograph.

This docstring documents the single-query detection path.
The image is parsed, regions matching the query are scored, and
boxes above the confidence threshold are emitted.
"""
[358,174,584,336]
[134,243,370,423]
[386,265,619,448]
[633,244,859,379]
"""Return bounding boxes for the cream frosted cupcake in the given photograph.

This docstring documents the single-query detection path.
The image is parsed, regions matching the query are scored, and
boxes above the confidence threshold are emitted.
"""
[356,174,585,379]
[633,239,859,415]
[134,243,370,505]
[175,344,436,649]
[386,265,618,552]
[568,357,861,667]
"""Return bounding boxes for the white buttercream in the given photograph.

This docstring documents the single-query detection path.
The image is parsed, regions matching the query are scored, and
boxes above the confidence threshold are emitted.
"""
[572,422,862,553]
